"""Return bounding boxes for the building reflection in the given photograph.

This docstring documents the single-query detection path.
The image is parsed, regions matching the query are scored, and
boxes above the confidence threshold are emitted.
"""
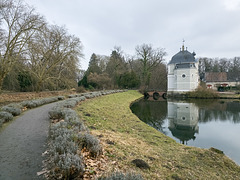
[168,102,199,144]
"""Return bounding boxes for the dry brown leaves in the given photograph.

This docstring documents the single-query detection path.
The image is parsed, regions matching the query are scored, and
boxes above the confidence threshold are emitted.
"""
[51,119,64,124]
[0,90,74,105]
[81,147,115,180]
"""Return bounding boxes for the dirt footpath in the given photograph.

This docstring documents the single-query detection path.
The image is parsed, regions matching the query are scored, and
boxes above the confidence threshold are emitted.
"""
[0,102,58,180]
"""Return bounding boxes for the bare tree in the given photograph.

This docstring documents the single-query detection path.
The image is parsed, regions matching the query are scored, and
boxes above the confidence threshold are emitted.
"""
[26,25,83,91]
[0,0,45,91]
[135,44,166,89]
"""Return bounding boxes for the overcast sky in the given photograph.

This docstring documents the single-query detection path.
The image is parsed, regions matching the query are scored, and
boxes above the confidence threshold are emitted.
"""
[25,0,240,70]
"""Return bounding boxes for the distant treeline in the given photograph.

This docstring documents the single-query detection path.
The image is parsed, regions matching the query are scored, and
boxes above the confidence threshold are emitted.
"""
[78,45,167,91]
[199,57,240,81]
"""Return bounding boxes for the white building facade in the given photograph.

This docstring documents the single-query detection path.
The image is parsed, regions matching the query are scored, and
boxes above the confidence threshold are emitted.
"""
[167,45,199,94]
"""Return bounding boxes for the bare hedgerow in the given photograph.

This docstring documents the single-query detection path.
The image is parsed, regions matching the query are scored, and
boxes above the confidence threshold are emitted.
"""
[98,171,143,180]
[46,90,126,179]
[60,99,78,108]
[68,94,77,98]
[51,153,85,179]
[20,96,60,109]
[62,109,88,132]
[48,106,64,120]
[1,103,22,116]
[77,133,102,157]
[57,96,65,100]
[0,111,14,123]
[48,122,85,179]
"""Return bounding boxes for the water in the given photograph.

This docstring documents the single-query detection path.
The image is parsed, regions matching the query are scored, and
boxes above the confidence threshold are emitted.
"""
[130,98,240,165]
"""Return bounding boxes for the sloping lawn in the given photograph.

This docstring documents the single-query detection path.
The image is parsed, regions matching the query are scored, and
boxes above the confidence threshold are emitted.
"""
[76,90,240,179]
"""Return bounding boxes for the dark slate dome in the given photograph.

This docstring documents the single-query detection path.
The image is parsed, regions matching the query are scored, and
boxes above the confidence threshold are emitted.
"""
[169,49,197,64]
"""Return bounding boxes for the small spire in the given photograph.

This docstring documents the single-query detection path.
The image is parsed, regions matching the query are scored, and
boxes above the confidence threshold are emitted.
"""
[182,39,185,51]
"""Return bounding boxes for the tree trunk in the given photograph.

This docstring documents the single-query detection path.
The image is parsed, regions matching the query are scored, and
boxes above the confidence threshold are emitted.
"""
[0,72,6,92]
[36,80,43,93]
[0,78,3,93]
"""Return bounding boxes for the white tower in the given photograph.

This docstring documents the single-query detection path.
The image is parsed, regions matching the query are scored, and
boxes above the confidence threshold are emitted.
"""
[167,44,199,94]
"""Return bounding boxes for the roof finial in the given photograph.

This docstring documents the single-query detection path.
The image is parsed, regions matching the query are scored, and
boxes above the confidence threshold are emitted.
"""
[182,39,185,51]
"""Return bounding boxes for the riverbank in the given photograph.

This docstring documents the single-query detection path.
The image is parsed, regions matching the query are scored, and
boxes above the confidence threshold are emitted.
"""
[77,90,240,179]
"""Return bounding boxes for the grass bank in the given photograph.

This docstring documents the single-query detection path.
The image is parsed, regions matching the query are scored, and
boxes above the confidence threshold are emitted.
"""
[76,90,240,179]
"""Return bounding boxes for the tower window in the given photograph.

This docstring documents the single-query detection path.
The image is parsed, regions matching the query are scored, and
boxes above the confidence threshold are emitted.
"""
[182,74,186,78]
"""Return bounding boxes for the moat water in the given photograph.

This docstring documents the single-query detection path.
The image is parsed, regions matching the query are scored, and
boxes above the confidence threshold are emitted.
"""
[131,98,240,165]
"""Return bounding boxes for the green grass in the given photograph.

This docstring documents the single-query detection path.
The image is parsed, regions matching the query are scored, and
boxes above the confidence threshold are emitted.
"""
[76,90,240,180]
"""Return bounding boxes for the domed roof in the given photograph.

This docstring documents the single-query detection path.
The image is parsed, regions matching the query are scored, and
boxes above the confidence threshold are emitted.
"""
[169,49,197,64]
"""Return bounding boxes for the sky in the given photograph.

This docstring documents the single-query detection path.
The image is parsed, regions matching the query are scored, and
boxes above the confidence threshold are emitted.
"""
[24,0,240,70]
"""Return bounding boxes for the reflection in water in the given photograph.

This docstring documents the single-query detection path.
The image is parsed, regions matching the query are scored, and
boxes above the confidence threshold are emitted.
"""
[168,102,199,145]
[130,98,240,165]
[130,99,167,134]
[198,101,240,123]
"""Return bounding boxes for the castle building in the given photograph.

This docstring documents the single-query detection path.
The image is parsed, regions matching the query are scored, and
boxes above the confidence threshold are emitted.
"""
[167,45,199,94]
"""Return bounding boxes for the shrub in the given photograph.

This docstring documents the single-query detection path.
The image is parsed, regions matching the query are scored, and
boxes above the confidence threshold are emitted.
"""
[48,122,85,179]
[57,96,65,100]
[20,96,60,108]
[98,171,143,180]
[49,107,64,119]
[48,106,87,179]
[84,94,95,99]
[68,94,77,98]
[50,152,84,179]
[76,86,86,93]
[46,90,125,179]
[59,99,78,108]
[62,109,88,132]
[77,133,102,157]
[0,111,14,123]
[75,96,86,102]
[186,87,219,98]
[1,103,22,116]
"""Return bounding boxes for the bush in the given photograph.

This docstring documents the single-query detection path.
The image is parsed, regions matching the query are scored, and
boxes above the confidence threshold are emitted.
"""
[1,103,22,116]
[20,96,60,108]
[46,90,125,179]
[57,96,65,100]
[56,99,79,108]
[76,86,86,93]
[48,121,85,179]
[49,107,64,119]
[98,171,143,180]
[68,94,77,98]
[186,87,219,98]
[0,111,14,124]
[53,153,85,179]
[48,106,87,179]
[77,133,102,157]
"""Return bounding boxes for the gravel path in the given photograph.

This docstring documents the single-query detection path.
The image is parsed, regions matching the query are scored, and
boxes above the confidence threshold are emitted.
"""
[0,102,57,180]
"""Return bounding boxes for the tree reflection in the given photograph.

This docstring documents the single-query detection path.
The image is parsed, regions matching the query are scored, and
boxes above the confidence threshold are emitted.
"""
[130,98,167,134]
[199,101,240,123]
[131,98,240,144]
